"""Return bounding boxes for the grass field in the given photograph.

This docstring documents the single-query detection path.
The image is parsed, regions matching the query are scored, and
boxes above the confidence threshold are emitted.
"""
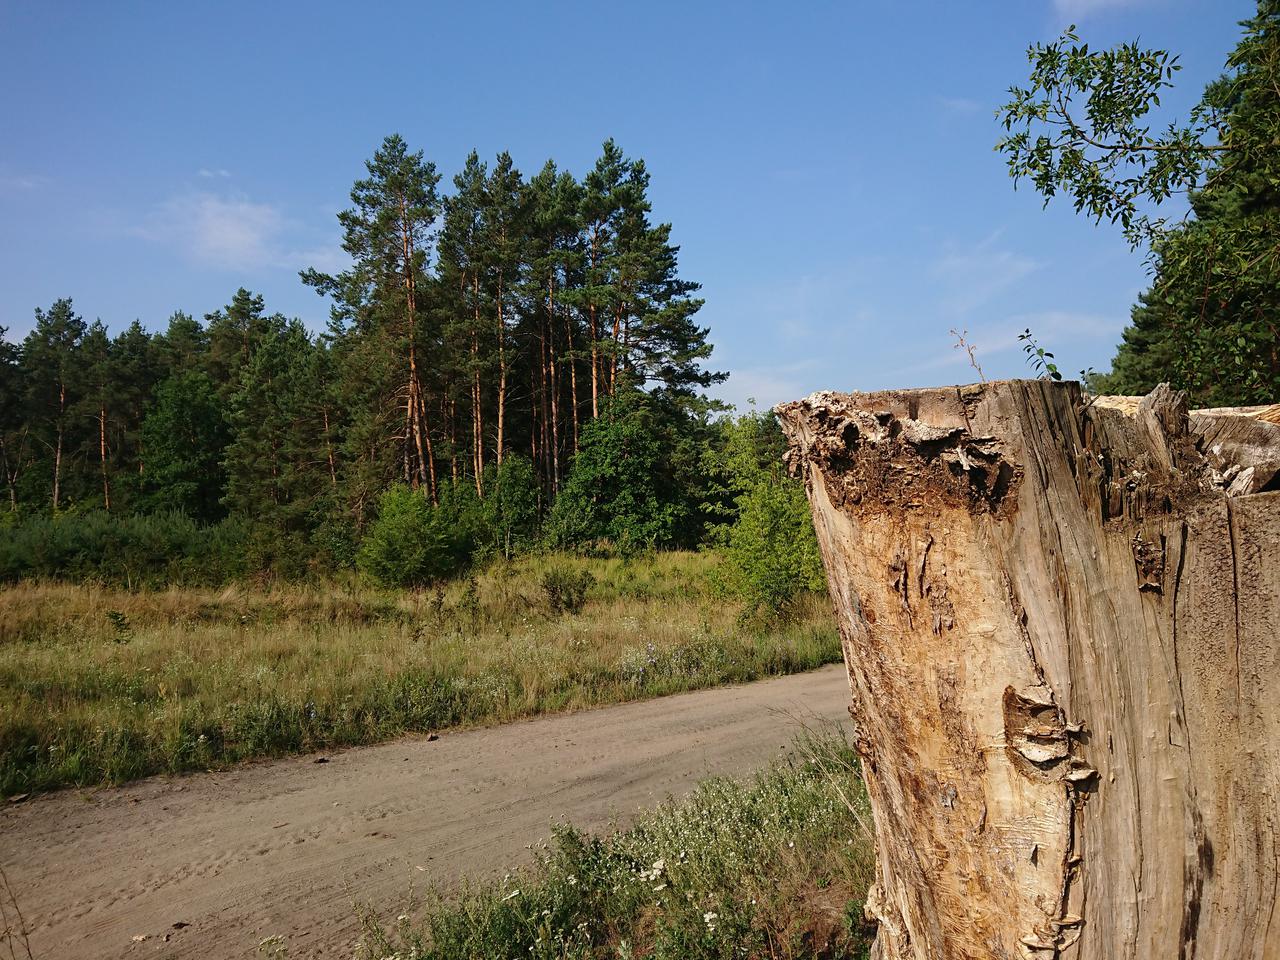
[352,730,876,960]
[0,551,840,796]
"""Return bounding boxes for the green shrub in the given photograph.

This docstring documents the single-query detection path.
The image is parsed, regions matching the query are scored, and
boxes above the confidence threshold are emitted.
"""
[548,391,684,553]
[356,485,468,587]
[0,510,247,586]
[480,455,541,559]
[723,480,826,615]
[540,566,595,615]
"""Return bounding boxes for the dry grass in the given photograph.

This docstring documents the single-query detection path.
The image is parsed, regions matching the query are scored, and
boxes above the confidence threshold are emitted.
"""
[0,551,839,795]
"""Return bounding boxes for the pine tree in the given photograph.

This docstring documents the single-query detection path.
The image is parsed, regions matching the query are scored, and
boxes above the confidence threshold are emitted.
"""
[78,320,115,510]
[0,328,25,512]
[205,289,286,398]
[112,319,166,500]
[22,299,86,510]
[223,320,333,539]
[141,371,228,521]
[156,310,208,377]
[438,151,492,494]
[526,162,585,485]
[572,140,630,420]
[304,134,443,501]
[480,152,529,467]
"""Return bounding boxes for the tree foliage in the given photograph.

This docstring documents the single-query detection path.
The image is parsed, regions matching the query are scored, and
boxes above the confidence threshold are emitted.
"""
[999,3,1280,404]
[708,410,825,615]
[0,137,804,595]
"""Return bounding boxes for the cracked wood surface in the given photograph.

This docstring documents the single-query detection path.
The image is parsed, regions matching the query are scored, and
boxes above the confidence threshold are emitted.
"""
[778,380,1279,960]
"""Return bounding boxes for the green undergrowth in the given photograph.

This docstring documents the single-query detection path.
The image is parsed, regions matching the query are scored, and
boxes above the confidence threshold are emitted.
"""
[354,730,877,960]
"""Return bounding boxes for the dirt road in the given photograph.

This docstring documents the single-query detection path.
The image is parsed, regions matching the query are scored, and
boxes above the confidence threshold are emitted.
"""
[2,665,851,959]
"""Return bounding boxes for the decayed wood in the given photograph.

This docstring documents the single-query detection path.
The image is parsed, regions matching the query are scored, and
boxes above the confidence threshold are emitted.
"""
[777,380,1280,960]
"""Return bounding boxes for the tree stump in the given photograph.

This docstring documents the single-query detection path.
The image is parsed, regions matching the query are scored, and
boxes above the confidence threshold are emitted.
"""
[776,381,1280,960]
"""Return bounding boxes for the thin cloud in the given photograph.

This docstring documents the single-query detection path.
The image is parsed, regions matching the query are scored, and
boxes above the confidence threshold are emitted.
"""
[1052,0,1146,20]
[135,191,345,273]
[931,234,1040,316]
[939,96,983,115]
[197,168,232,179]
[0,172,49,192]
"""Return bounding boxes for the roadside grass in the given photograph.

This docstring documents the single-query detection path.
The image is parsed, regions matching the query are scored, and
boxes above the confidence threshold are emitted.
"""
[0,551,839,796]
[354,730,876,960]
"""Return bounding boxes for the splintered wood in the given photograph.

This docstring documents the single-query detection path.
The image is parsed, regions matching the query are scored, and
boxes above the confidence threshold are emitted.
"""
[777,381,1279,960]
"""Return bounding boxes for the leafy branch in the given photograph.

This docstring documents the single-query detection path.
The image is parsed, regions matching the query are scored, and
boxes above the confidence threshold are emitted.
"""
[996,26,1229,249]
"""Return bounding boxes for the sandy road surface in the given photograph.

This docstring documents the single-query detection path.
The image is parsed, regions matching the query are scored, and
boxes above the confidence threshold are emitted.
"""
[1,665,851,960]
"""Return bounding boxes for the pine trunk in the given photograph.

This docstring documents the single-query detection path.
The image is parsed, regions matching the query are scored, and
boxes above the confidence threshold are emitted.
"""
[589,227,600,419]
[564,305,579,454]
[547,278,561,488]
[322,406,338,489]
[52,382,64,510]
[496,273,507,467]
[778,381,1280,960]
[98,403,111,511]
[472,277,484,497]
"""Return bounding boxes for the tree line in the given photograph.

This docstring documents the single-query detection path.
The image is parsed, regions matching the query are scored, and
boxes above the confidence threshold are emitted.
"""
[0,136,822,606]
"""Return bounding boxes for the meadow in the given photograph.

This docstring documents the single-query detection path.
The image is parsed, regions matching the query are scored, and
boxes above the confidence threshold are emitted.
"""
[352,730,876,960]
[0,551,839,796]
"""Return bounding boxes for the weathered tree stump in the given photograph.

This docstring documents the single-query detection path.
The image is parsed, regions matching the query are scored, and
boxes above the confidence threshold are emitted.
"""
[777,381,1280,960]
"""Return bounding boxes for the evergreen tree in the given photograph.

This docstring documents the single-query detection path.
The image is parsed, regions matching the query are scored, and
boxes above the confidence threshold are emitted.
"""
[304,134,443,500]
[77,320,115,510]
[141,371,228,521]
[525,162,585,484]
[223,321,333,540]
[0,329,25,512]
[111,319,166,507]
[205,289,286,398]
[22,299,86,510]
[155,310,208,377]
[480,151,529,466]
[437,150,493,494]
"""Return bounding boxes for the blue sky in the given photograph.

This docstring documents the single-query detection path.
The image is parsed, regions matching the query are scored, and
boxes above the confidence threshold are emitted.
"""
[0,0,1251,409]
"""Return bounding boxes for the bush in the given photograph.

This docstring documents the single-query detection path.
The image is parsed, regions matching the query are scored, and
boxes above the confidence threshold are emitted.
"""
[356,485,469,588]
[0,510,247,587]
[540,566,595,615]
[723,480,826,615]
[548,391,684,553]
[480,455,541,559]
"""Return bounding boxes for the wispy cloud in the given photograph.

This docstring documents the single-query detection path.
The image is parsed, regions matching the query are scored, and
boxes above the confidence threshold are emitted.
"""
[1052,0,1146,20]
[715,362,817,413]
[939,96,983,116]
[134,192,345,273]
[930,233,1040,316]
[197,167,232,179]
[0,172,49,192]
